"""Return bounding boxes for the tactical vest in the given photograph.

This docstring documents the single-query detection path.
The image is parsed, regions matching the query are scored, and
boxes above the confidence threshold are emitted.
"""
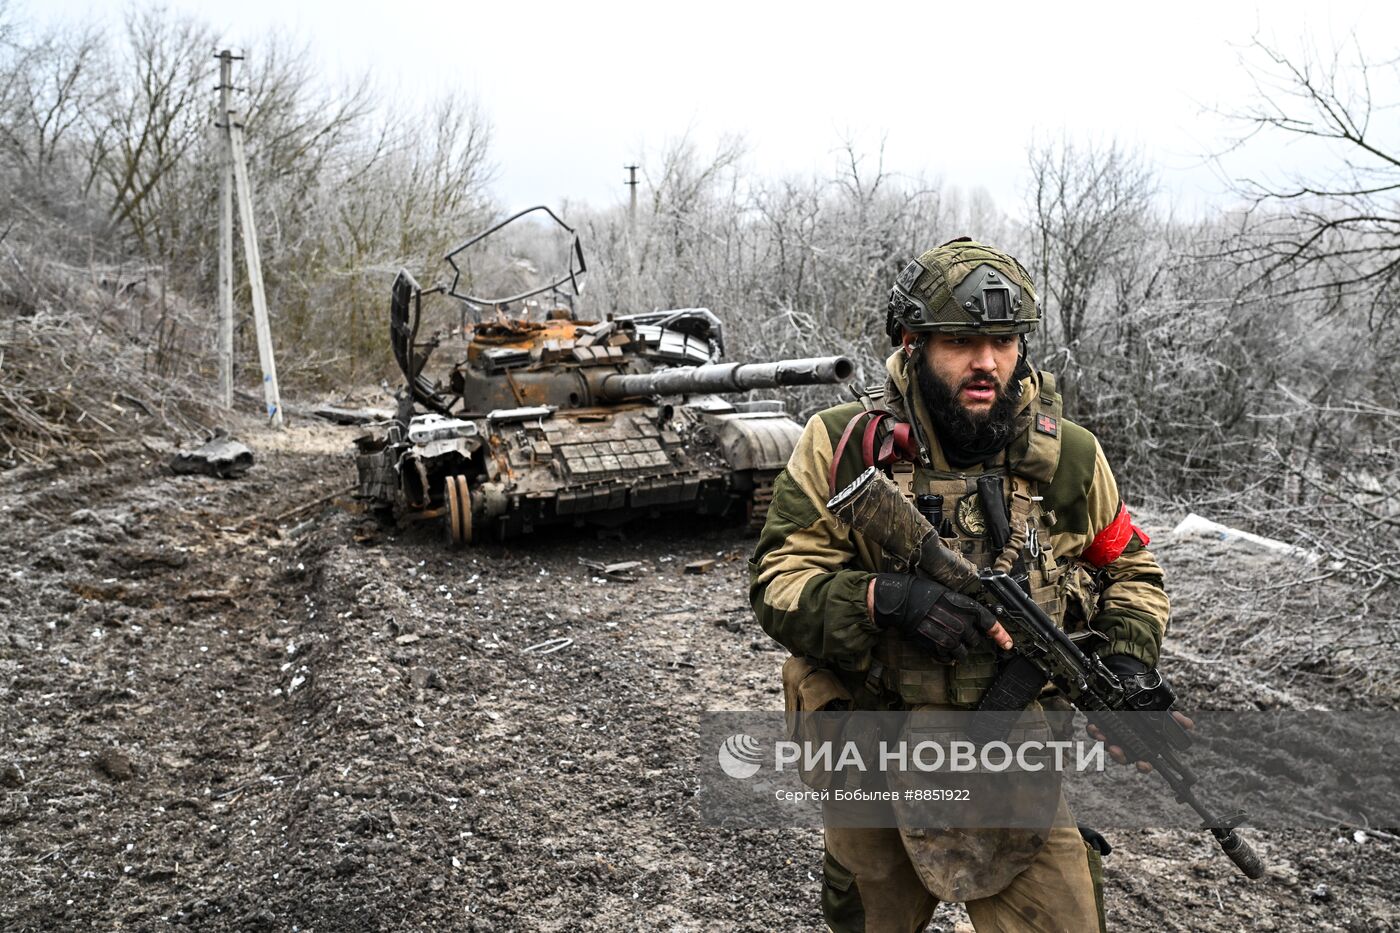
[857,372,1070,709]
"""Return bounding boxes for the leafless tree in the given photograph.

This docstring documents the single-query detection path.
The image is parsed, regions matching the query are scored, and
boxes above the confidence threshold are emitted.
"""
[575,134,970,410]
[0,2,500,390]
[97,8,217,259]
[1026,137,1159,353]
[1211,35,1400,326]
[0,19,105,198]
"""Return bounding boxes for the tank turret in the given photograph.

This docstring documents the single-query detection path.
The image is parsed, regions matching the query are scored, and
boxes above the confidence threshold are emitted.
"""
[355,209,857,544]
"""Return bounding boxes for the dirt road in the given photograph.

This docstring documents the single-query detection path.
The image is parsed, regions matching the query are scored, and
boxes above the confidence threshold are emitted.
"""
[1,419,1395,931]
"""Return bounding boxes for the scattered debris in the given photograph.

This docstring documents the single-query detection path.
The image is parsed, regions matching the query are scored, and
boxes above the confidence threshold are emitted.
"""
[34,842,75,864]
[95,747,134,781]
[141,864,178,882]
[522,637,573,655]
[578,558,644,581]
[1172,513,1322,563]
[170,434,254,479]
[410,667,445,690]
[313,404,394,425]
[271,486,355,528]
[181,588,238,604]
[684,558,717,575]
[0,792,29,825]
[0,762,24,788]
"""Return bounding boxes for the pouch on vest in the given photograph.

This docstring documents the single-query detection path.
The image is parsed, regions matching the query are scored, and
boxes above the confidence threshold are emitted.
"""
[1060,562,1101,633]
[782,655,856,790]
[948,646,1001,707]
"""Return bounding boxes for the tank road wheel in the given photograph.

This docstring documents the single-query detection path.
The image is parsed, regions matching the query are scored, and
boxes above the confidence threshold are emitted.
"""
[747,474,776,533]
[454,475,473,545]
[445,476,464,546]
[445,475,474,546]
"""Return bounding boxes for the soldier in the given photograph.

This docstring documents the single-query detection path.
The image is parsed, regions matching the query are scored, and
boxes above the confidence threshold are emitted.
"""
[750,238,1169,932]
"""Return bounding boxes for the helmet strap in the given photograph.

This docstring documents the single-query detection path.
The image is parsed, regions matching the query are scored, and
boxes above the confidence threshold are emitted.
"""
[900,329,923,359]
[1013,334,1032,380]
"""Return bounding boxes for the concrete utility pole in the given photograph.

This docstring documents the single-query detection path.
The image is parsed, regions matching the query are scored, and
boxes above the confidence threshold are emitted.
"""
[212,49,283,428]
[226,110,283,427]
[214,50,239,409]
[624,164,639,229]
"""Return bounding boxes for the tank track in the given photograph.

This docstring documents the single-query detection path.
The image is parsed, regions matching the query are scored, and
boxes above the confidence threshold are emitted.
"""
[748,474,776,532]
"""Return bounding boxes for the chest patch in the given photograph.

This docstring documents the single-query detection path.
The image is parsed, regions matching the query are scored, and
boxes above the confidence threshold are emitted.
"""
[955,495,987,537]
[1035,413,1059,437]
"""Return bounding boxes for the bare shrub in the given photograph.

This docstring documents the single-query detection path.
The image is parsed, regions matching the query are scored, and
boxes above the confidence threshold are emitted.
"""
[576,136,1007,414]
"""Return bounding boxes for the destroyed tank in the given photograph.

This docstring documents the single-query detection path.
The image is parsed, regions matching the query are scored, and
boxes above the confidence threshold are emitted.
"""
[354,207,855,543]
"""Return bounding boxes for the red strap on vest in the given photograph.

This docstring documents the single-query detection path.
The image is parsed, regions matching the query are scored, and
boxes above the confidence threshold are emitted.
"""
[828,411,919,497]
[830,410,878,497]
[860,412,891,472]
[881,422,918,464]
[1082,503,1151,567]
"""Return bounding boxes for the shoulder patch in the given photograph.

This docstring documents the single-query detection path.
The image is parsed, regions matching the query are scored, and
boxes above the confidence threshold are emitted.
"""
[751,468,823,562]
[1040,419,1098,535]
[1035,413,1058,437]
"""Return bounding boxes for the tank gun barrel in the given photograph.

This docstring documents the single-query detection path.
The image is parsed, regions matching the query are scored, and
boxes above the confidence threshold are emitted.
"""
[597,356,854,400]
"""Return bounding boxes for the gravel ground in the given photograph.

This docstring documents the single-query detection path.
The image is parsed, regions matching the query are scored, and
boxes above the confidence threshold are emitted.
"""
[1,416,1396,931]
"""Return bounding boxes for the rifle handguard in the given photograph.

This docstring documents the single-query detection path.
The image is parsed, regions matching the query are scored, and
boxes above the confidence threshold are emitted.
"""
[828,467,980,593]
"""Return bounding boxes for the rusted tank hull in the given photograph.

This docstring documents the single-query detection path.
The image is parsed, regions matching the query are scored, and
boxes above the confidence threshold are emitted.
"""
[362,234,854,544]
[354,401,800,542]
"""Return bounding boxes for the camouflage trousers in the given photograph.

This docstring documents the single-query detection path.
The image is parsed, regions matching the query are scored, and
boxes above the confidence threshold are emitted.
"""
[821,822,1105,933]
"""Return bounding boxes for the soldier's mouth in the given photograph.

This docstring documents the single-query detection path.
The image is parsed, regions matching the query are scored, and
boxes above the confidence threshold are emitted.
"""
[961,381,997,403]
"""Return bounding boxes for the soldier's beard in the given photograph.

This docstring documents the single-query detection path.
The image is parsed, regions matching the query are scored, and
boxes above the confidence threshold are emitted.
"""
[915,359,1022,467]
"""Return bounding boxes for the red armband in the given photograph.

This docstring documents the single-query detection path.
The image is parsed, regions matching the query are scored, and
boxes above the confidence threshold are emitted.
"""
[1082,503,1150,567]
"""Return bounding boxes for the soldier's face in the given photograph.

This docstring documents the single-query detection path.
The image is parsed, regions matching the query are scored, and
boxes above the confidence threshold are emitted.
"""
[920,334,1020,416]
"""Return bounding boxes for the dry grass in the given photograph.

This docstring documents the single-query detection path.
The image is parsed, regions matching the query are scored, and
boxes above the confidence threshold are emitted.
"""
[0,235,219,466]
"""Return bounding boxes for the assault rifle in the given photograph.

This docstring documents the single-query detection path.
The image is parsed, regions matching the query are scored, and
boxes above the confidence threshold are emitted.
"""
[827,466,1265,879]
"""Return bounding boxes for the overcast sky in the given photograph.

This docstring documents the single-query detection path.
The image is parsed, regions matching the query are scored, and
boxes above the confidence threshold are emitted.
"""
[32,0,1400,217]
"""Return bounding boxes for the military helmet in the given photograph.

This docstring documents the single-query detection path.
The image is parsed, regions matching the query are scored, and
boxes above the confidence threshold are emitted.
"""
[885,237,1040,344]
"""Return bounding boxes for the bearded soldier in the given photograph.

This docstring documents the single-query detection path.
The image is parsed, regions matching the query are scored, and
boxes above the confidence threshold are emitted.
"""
[749,238,1168,932]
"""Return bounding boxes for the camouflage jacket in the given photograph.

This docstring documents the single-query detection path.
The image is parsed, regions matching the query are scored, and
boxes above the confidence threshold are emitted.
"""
[750,350,1168,702]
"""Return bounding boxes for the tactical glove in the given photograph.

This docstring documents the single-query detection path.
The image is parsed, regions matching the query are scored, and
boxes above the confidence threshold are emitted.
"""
[871,573,997,663]
[1087,655,1190,770]
[1101,655,1175,711]
[1103,653,1148,678]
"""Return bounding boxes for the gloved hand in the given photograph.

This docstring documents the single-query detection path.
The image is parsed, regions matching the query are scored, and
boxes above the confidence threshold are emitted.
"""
[870,573,1000,663]
[1101,654,1154,689]
[1086,655,1194,772]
